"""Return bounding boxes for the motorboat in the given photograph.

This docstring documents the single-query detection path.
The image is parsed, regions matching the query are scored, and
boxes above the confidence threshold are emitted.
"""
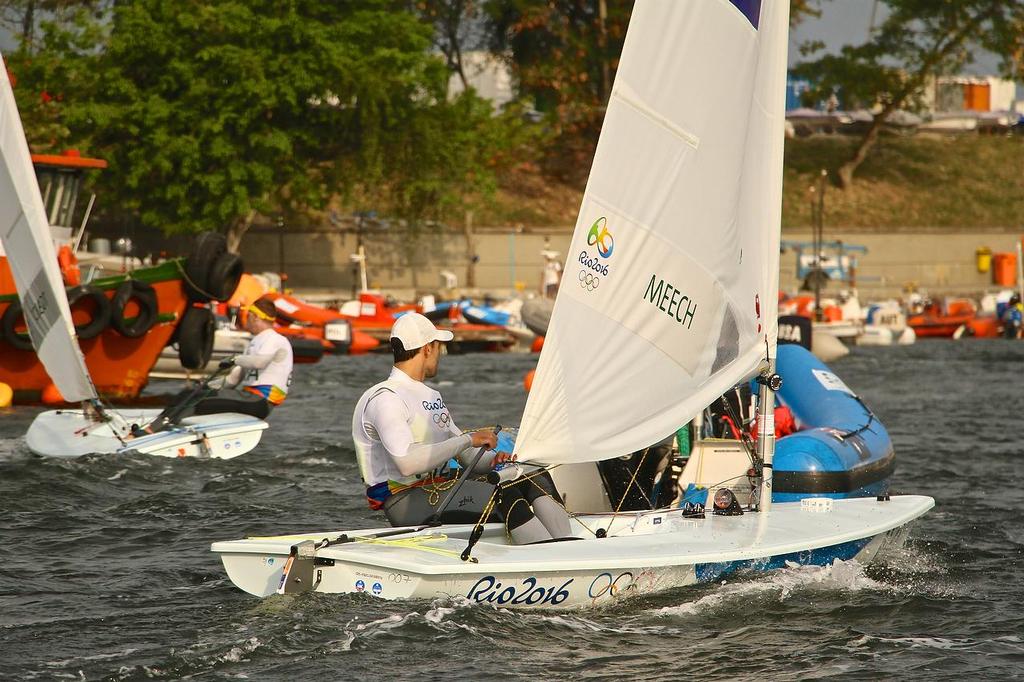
[0,54,269,458]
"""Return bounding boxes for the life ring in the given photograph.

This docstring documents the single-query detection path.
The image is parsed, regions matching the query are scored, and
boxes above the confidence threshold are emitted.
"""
[177,305,215,370]
[58,245,81,287]
[109,279,158,338]
[205,251,244,301]
[0,301,32,350]
[66,284,111,339]
[182,232,227,303]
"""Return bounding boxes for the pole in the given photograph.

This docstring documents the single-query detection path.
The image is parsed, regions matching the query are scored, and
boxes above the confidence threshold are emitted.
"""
[277,216,285,282]
[756,361,780,513]
[814,169,827,321]
[1016,237,1023,314]
[464,210,476,289]
[358,245,368,293]
[509,231,516,291]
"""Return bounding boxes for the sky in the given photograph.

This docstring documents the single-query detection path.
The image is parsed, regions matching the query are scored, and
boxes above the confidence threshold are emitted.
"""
[789,0,1002,75]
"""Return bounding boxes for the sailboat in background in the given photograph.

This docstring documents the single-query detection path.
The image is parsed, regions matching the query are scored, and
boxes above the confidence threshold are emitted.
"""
[212,0,932,606]
[0,53,268,459]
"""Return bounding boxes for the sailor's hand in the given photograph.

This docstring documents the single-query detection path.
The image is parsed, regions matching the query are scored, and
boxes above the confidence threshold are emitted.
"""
[493,451,516,465]
[469,430,498,450]
[218,357,235,370]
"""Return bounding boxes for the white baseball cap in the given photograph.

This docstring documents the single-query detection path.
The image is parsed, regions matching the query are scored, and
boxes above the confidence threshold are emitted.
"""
[391,312,454,350]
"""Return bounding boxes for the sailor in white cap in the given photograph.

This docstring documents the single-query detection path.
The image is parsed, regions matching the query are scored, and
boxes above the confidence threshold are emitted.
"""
[541,250,562,298]
[352,312,572,543]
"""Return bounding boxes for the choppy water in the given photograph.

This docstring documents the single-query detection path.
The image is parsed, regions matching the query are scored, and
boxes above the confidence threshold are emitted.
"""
[2,342,1022,680]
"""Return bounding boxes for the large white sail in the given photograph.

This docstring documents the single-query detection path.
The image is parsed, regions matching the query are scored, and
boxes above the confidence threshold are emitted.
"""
[515,0,788,465]
[0,55,96,401]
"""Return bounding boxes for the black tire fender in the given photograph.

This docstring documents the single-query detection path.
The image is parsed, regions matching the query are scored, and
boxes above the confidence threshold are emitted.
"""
[109,280,158,338]
[182,232,227,302]
[66,284,111,340]
[177,305,215,370]
[205,251,244,301]
[0,301,33,351]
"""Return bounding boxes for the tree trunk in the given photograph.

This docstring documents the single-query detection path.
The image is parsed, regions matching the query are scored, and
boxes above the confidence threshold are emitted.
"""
[21,0,35,52]
[225,209,256,254]
[597,0,610,103]
[836,110,887,189]
[836,11,989,188]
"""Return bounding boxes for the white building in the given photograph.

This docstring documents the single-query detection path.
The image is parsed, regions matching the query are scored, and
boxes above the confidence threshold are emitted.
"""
[927,75,1019,113]
[447,51,515,110]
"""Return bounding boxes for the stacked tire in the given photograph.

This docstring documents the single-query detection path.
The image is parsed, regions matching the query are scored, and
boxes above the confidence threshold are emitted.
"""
[176,232,244,370]
[0,282,157,349]
[183,232,243,303]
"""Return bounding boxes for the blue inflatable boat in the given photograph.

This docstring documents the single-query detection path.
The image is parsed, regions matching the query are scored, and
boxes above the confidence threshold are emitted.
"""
[771,344,895,501]
[421,301,515,328]
[461,303,515,328]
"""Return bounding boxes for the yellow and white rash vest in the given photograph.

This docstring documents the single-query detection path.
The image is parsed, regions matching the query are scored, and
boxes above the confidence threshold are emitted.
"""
[227,328,294,405]
[352,367,477,488]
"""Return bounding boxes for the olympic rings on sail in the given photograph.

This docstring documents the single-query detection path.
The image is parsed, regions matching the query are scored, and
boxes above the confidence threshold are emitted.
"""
[578,270,600,292]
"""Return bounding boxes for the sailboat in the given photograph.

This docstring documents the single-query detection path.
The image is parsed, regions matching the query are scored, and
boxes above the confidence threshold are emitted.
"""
[0,53,268,459]
[211,0,932,606]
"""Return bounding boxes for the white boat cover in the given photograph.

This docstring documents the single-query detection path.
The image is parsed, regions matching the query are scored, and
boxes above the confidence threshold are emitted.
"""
[515,0,787,465]
[0,52,96,401]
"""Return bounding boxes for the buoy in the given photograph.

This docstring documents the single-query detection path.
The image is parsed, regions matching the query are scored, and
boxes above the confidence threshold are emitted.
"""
[530,335,545,353]
[41,383,65,405]
[0,382,12,408]
[523,368,536,393]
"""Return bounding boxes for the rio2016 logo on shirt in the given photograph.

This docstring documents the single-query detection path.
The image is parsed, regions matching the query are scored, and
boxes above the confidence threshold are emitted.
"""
[587,217,614,259]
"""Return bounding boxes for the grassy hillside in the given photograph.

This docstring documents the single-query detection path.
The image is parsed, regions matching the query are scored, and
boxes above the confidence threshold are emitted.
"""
[480,135,1024,230]
[782,135,1024,230]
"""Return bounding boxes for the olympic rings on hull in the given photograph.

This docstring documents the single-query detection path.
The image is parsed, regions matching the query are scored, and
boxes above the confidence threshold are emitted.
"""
[578,270,600,292]
[588,571,635,599]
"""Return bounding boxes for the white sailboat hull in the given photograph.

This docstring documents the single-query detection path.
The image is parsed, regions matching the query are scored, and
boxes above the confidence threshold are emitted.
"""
[212,495,933,608]
[25,408,268,458]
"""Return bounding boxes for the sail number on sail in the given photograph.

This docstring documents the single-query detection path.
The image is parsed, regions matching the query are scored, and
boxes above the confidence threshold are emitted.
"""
[643,273,697,329]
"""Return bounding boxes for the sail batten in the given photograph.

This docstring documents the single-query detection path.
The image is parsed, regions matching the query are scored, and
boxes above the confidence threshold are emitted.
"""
[514,0,789,465]
[0,54,97,402]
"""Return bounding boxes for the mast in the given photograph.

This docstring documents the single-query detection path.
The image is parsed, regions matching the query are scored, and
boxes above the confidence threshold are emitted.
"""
[756,360,782,513]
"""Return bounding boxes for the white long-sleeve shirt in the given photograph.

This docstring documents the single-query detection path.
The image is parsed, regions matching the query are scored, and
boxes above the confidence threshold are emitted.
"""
[352,367,488,487]
[225,328,293,402]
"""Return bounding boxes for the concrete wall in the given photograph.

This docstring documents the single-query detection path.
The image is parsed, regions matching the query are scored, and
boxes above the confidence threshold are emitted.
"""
[240,225,1024,301]
[240,226,575,300]
[779,230,1024,299]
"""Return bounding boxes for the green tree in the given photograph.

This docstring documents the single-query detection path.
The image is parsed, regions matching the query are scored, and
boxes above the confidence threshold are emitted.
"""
[414,0,483,90]
[794,1,1024,189]
[480,0,826,182]
[0,0,97,53]
[15,0,523,251]
[480,0,632,179]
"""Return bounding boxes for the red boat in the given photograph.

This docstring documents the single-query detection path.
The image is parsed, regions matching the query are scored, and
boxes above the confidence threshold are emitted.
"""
[340,292,517,353]
[0,152,241,402]
[225,278,380,355]
[907,298,999,338]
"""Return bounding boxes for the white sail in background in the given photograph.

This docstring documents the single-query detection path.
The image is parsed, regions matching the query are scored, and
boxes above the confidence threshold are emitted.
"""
[0,55,96,402]
[515,0,788,465]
